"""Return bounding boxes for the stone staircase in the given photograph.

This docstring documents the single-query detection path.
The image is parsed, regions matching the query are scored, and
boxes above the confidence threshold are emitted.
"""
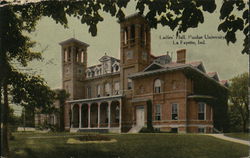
[128,125,143,133]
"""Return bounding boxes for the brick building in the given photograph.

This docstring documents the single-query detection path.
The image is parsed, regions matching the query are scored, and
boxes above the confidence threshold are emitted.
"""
[59,14,228,133]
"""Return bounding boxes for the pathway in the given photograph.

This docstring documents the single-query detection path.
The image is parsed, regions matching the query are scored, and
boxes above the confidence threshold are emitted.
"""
[207,134,250,146]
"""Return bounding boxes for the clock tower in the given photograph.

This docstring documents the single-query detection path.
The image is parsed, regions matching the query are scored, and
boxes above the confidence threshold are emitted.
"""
[59,38,89,100]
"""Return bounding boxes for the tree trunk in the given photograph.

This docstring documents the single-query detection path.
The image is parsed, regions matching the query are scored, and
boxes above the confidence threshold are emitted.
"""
[1,83,9,158]
[60,104,64,131]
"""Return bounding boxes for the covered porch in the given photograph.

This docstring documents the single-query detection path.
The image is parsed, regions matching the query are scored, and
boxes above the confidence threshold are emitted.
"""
[68,95,123,133]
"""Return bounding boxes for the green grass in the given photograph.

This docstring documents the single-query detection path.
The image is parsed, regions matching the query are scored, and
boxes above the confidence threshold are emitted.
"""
[224,133,250,141]
[10,132,249,158]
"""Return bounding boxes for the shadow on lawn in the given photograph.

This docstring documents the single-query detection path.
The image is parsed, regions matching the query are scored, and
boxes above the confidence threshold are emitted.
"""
[11,147,121,158]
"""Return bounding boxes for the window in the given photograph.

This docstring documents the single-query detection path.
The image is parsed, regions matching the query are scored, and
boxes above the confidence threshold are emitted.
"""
[87,87,91,98]
[64,49,67,62]
[97,85,101,97]
[130,24,135,43]
[105,83,111,96]
[172,80,177,90]
[68,47,71,61]
[198,127,205,133]
[114,82,120,95]
[115,65,119,71]
[115,106,120,122]
[81,51,84,63]
[154,79,161,93]
[142,51,147,61]
[124,27,128,45]
[126,50,133,59]
[78,68,82,74]
[172,103,178,120]
[140,24,144,45]
[198,102,206,120]
[128,78,132,90]
[155,104,161,120]
[171,128,178,133]
[75,47,79,62]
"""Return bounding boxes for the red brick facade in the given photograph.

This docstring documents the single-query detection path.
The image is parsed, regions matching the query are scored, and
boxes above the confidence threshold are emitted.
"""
[59,14,227,133]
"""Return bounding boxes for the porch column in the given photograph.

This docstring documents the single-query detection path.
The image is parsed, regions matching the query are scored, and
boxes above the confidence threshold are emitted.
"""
[88,103,91,128]
[79,104,82,128]
[98,102,100,128]
[119,99,122,129]
[71,104,73,128]
[108,101,111,128]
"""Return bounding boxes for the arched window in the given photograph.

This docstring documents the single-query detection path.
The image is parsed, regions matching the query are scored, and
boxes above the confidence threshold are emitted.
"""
[81,51,84,63]
[154,79,161,93]
[124,27,128,44]
[64,49,67,62]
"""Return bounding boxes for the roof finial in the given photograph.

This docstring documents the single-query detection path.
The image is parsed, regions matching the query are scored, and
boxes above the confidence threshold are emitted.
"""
[105,52,107,56]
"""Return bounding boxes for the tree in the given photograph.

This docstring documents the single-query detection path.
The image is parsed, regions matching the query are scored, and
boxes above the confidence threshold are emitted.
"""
[218,0,249,54]
[1,0,248,54]
[228,72,249,132]
[54,89,70,131]
[146,100,154,132]
[0,6,55,158]
[0,0,248,157]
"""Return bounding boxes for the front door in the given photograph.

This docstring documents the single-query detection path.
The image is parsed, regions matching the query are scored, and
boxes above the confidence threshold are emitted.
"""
[136,107,145,126]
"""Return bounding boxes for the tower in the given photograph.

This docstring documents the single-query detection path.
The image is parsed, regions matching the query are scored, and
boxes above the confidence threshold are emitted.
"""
[59,38,89,100]
[119,14,151,94]
[119,14,151,130]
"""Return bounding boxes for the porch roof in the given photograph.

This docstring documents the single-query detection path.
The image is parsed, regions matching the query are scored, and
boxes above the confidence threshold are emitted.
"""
[67,95,123,104]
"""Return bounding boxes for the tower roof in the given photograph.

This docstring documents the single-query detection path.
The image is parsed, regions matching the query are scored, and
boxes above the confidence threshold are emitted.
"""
[59,38,89,47]
[118,13,147,23]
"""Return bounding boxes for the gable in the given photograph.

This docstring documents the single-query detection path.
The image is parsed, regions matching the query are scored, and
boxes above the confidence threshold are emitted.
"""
[143,62,164,72]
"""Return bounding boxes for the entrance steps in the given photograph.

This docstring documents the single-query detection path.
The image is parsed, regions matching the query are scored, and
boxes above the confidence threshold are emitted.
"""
[128,125,143,133]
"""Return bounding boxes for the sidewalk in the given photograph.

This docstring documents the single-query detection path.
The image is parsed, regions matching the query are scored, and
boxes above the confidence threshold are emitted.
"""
[207,134,250,146]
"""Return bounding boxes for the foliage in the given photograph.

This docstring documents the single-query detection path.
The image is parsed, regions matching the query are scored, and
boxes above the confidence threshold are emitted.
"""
[0,5,55,157]
[1,0,247,53]
[218,0,249,54]
[228,72,249,132]
[54,89,70,131]
[146,99,154,132]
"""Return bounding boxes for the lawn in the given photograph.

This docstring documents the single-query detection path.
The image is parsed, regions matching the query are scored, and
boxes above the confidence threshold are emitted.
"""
[10,132,249,158]
[224,133,250,141]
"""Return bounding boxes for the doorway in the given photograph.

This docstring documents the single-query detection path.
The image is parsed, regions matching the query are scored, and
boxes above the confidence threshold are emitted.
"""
[136,106,145,127]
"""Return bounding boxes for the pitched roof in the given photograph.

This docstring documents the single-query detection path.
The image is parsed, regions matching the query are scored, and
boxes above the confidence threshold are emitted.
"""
[129,61,227,89]
[220,80,229,87]
[207,72,219,81]
[59,38,89,47]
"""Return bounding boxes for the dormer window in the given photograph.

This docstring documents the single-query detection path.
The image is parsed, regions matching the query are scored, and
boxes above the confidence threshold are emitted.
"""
[115,65,119,71]
[112,62,120,73]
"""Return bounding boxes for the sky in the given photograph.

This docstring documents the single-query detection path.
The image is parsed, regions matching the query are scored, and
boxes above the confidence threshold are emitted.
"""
[13,0,248,115]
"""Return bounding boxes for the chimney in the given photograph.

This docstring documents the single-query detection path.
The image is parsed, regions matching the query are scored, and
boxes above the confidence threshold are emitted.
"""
[176,49,186,63]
